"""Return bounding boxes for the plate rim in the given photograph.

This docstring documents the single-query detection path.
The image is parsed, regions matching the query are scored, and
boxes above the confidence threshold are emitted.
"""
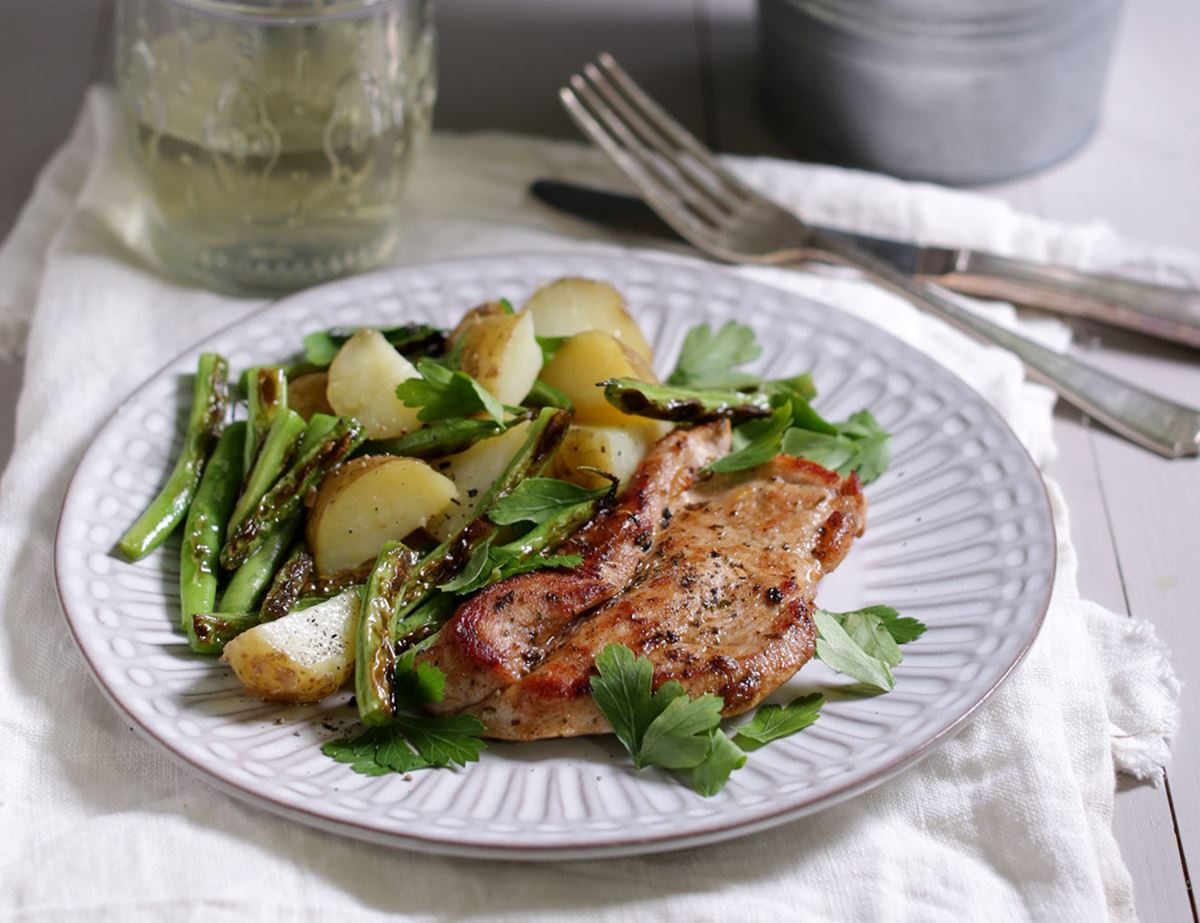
[53,248,1057,860]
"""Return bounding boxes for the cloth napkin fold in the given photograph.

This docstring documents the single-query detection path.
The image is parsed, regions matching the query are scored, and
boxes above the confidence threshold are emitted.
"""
[0,87,1183,922]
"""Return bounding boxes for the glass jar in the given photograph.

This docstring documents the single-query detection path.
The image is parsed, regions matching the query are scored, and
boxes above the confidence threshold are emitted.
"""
[115,0,436,293]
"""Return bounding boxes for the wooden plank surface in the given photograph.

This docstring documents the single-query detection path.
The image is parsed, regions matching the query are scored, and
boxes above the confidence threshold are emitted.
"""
[1048,408,1196,923]
[0,2,1195,920]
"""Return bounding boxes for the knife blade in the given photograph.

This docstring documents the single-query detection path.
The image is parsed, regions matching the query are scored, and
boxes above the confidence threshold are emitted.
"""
[530,179,1200,349]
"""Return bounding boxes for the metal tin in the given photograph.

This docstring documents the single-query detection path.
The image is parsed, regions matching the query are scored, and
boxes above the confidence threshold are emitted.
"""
[758,0,1123,185]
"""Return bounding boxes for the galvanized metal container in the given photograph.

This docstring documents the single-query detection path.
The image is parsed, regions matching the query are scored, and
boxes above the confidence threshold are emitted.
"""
[758,0,1123,185]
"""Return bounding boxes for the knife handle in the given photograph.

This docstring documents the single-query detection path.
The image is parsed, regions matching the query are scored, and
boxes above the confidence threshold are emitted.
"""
[930,250,1200,349]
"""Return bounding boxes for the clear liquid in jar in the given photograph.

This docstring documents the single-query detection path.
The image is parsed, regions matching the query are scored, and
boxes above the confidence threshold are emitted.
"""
[123,17,433,292]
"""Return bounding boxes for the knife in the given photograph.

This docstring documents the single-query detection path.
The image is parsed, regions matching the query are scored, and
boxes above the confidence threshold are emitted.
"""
[531,179,1200,349]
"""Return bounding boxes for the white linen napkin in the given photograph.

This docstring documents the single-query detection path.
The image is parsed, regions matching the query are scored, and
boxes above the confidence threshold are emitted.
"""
[0,87,1183,922]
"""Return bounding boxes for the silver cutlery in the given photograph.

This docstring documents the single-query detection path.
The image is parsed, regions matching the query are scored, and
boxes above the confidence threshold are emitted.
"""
[530,178,1200,350]
[559,54,1200,459]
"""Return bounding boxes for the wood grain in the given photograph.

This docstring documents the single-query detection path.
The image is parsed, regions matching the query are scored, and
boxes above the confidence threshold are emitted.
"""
[1049,409,1196,923]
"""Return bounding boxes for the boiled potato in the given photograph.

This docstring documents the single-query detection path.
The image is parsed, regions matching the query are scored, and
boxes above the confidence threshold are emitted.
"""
[523,278,653,363]
[447,301,509,352]
[553,423,669,490]
[221,591,360,704]
[288,372,334,421]
[425,420,531,540]
[457,311,541,405]
[540,330,658,427]
[326,329,423,439]
[306,455,457,575]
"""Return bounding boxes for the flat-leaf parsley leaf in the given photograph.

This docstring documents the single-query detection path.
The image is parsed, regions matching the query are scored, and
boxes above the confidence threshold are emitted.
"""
[396,358,505,424]
[732,693,824,751]
[668,320,762,388]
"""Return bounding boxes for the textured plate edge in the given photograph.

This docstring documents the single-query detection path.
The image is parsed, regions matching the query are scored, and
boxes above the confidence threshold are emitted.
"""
[52,247,1058,861]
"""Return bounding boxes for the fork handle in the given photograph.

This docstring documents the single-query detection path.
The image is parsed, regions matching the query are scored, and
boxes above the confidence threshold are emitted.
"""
[811,230,1200,459]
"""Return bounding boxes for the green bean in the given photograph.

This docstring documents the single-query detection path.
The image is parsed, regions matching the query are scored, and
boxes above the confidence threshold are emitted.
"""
[179,422,245,648]
[601,377,772,424]
[189,610,265,655]
[355,541,422,725]
[390,592,458,653]
[218,516,300,614]
[243,366,288,473]
[307,563,372,599]
[523,379,574,412]
[220,416,365,569]
[366,417,510,460]
[258,545,314,623]
[118,353,229,560]
[226,409,305,543]
[494,496,602,559]
[296,413,339,454]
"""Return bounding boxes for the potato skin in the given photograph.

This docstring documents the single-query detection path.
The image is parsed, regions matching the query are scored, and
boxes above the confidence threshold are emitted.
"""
[326,329,423,439]
[287,372,335,421]
[306,455,457,576]
[457,311,541,406]
[447,301,509,353]
[523,278,653,362]
[221,591,360,704]
[540,330,658,427]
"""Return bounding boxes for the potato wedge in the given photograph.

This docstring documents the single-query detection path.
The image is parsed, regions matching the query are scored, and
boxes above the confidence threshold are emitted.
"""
[552,423,668,490]
[540,330,658,427]
[457,311,541,406]
[523,278,653,363]
[425,420,532,540]
[306,455,457,575]
[326,329,423,439]
[221,591,360,704]
[288,372,335,421]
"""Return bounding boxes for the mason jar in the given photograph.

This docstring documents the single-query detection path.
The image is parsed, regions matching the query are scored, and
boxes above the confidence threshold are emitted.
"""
[115,0,437,293]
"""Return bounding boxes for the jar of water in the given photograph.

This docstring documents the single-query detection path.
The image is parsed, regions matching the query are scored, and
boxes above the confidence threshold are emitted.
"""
[116,0,436,293]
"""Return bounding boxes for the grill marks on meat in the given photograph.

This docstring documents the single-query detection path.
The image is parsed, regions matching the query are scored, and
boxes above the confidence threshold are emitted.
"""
[468,455,866,740]
[418,422,733,714]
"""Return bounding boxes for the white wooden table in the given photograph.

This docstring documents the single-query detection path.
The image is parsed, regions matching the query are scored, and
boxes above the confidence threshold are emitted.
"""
[0,1,1196,919]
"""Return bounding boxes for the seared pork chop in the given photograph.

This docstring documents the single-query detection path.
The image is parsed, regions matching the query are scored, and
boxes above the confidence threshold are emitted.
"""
[419,422,733,714]
[467,455,866,739]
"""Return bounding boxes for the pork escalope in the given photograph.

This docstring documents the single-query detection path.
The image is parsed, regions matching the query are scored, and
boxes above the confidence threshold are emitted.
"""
[419,421,733,713]
[422,423,867,740]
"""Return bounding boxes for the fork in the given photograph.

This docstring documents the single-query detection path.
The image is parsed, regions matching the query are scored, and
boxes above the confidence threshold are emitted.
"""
[560,54,1200,459]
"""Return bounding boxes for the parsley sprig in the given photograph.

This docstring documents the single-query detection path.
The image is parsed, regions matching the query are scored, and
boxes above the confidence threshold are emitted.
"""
[591,604,927,796]
[322,660,487,776]
[732,693,825,752]
[592,644,743,794]
[395,358,506,425]
[655,321,891,483]
[437,478,610,595]
[668,320,763,388]
[814,605,928,691]
[591,644,829,797]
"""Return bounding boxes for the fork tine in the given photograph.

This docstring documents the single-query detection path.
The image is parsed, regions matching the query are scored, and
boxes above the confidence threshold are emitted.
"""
[573,69,730,228]
[595,52,757,202]
[581,63,741,218]
[558,83,724,250]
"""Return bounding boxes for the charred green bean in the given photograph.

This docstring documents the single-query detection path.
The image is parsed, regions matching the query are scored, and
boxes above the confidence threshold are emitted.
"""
[118,353,229,560]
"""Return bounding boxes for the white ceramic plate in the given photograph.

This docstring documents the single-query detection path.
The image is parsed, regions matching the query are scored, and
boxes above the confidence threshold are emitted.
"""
[55,252,1055,860]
